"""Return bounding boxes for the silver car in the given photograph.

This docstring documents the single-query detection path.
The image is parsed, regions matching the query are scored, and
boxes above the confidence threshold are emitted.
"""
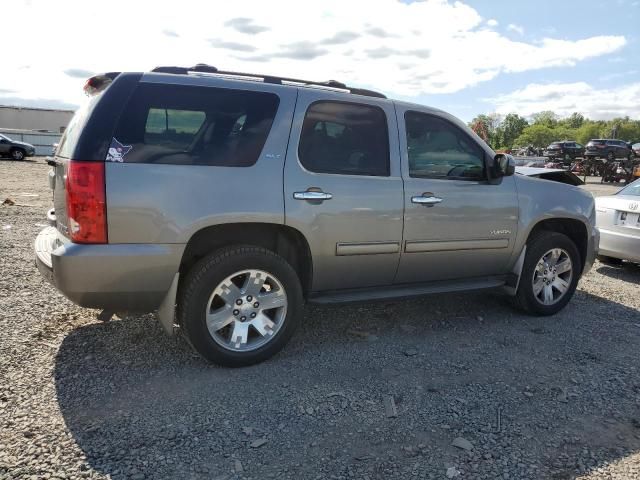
[596,179,640,264]
[34,65,599,366]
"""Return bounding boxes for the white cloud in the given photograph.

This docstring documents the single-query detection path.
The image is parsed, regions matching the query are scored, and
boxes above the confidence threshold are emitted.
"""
[487,19,499,27]
[486,82,640,120]
[507,24,525,35]
[0,0,627,109]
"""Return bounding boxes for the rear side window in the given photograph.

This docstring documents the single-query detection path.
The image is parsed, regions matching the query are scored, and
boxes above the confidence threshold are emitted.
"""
[113,84,279,166]
[298,101,389,176]
[405,111,485,180]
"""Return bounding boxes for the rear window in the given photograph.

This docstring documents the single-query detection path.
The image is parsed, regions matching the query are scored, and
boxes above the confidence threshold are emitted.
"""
[56,94,102,158]
[589,140,606,145]
[112,83,279,166]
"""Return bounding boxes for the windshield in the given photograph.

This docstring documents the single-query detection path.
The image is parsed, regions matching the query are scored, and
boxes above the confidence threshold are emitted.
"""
[618,179,640,196]
[56,93,102,158]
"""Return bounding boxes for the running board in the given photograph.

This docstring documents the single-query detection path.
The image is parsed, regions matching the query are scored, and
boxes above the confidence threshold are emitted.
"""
[308,276,508,305]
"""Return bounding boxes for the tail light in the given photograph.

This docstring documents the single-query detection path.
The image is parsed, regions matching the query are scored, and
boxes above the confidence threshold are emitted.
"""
[65,161,107,243]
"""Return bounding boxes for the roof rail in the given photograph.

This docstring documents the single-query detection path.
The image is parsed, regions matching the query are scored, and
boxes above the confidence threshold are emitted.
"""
[151,64,387,99]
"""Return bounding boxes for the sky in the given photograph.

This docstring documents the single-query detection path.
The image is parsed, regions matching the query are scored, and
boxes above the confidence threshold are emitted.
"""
[2,0,638,122]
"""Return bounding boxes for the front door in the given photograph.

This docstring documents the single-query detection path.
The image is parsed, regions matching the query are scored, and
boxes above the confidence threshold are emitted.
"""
[394,107,519,284]
[284,90,404,292]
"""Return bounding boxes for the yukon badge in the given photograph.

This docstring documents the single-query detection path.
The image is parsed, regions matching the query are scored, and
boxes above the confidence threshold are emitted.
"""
[490,229,511,235]
[630,202,638,211]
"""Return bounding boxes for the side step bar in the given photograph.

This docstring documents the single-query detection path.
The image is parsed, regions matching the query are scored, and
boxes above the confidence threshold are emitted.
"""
[308,275,508,305]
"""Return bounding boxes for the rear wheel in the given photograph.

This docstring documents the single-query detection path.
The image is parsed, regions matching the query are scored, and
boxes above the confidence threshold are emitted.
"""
[515,231,581,316]
[178,245,303,367]
[10,148,25,161]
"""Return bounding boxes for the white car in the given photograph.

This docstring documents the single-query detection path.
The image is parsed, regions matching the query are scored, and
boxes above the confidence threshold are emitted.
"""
[595,179,640,264]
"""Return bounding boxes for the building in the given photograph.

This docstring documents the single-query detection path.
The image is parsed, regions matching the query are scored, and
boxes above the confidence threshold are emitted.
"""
[0,105,75,133]
[0,105,76,156]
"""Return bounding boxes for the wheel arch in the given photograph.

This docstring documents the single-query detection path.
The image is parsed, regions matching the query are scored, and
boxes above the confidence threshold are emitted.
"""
[179,223,313,298]
[526,218,589,273]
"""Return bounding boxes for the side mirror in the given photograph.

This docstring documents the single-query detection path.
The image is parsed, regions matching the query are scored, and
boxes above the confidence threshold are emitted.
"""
[493,153,515,178]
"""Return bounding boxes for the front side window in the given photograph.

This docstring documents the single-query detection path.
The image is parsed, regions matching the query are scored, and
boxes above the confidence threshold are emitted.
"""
[405,111,485,180]
[113,84,279,166]
[298,101,389,176]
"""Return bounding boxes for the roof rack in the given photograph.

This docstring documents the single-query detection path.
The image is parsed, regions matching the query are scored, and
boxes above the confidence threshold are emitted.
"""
[151,64,387,99]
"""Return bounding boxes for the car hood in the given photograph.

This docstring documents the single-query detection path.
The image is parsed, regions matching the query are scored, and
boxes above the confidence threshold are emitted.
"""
[12,140,35,149]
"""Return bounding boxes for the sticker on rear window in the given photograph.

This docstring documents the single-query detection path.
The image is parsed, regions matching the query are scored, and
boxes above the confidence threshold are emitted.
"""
[106,138,132,162]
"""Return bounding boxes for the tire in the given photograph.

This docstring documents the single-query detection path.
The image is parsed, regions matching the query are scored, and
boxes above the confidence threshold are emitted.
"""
[564,153,571,163]
[597,255,623,266]
[10,148,25,161]
[515,231,581,316]
[178,245,303,367]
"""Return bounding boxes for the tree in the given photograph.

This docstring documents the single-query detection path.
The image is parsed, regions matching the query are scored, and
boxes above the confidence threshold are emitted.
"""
[513,124,556,148]
[469,113,502,149]
[499,113,529,149]
[531,111,558,128]
[565,112,585,129]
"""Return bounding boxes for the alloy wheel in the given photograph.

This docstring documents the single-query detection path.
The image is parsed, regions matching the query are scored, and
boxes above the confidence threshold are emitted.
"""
[532,248,573,306]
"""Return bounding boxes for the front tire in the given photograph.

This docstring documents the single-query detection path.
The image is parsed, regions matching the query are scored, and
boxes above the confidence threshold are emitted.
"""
[515,231,581,316]
[10,148,25,161]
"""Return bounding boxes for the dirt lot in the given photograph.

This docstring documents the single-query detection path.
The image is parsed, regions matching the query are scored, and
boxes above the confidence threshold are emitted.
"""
[1,159,639,480]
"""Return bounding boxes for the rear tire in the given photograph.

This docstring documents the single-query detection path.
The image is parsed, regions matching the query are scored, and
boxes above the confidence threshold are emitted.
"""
[178,245,303,367]
[515,231,581,316]
[10,148,25,161]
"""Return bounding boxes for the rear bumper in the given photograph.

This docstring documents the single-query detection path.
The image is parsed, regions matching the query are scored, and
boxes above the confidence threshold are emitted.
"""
[598,228,640,263]
[35,227,184,311]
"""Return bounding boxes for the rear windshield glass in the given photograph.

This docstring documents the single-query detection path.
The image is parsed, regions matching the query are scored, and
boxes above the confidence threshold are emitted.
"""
[113,83,279,166]
[618,180,640,197]
[589,140,606,145]
[56,93,102,158]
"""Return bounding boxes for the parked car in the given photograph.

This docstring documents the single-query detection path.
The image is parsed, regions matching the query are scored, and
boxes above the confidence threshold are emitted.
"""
[544,141,585,163]
[34,65,599,366]
[0,133,36,160]
[585,139,634,161]
[516,167,584,186]
[595,178,640,265]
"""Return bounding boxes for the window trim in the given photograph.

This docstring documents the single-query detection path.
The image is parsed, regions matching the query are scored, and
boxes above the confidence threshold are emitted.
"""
[297,99,391,178]
[404,110,488,182]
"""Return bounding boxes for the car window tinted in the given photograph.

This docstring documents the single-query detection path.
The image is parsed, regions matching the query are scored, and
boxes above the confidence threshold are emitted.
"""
[113,83,279,166]
[298,101,389,176]
[405,111,485,180]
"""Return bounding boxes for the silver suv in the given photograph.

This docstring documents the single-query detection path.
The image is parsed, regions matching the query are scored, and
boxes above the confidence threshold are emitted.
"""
[35,65,599,366]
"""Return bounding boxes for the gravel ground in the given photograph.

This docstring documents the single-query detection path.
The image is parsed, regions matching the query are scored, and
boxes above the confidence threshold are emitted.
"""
[1,159,639,480]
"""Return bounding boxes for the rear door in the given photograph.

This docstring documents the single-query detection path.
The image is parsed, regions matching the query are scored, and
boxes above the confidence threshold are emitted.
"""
[394,106,518,283]
[284,90,404,291]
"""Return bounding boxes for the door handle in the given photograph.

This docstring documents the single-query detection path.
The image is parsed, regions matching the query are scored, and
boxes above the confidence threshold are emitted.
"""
[293,191,333,201]
[411,194,443,206]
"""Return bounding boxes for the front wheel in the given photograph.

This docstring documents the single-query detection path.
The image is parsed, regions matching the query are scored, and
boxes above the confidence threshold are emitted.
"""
[10,149,25,161]
[515,231,581,316]
[178,245,303,367]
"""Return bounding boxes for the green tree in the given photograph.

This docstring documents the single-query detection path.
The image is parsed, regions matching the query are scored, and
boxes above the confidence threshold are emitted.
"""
[514,124,557,148]
[469,113,502,149]
[499,113,529,149]
[531,111,558,128]
[564,112,585,129]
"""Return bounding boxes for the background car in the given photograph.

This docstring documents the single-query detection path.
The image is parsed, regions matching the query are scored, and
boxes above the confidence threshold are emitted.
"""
[544,141,585,163]
[585,139,633,161]
[0,133,36,160]
[595,178,640,265]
